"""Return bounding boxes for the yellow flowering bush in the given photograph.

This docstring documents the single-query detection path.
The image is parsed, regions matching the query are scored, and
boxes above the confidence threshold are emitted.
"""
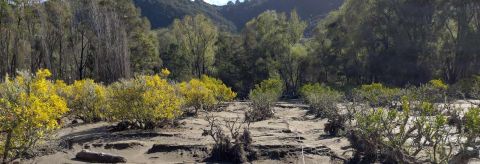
[178,75,236,115]
[0,69,68,162]
[160,68,171,78]
[200,76,237,102]
[107,75,183,128]
[64,79,108,123]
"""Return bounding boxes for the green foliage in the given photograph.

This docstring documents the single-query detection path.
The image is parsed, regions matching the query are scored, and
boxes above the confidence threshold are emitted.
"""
[352,94,479,163]
[354,83,401,107]
[464,108,480,142]
[409,80,450,103]
[451,75,480,98]
[300,83,344,136]
[243,10,307,96]
[107,74,183,126]
[0,69,69,162]
[0,0,160,83]
[171,14,218,79]
[130,31,162,75]
[214,33,251,98]
[299,83,342,118]
[178,75,236,115]
[309,0,480,87]
[133,0,236,30]
[246,78,284,121]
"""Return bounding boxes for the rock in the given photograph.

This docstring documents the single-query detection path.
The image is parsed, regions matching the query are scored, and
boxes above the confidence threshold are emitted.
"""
[147,144,208,154]
[109,121,131,132]
[11,160,21,164]
[83,145,91,149]
[92,143,103,147]
[75,150,127,163]
[71,119,84,125]
[105,142,144,150]
[255,144,333,159]
[281,129,293,133]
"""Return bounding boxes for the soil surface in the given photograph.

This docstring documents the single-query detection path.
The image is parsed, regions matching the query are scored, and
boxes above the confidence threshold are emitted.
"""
[20,101,480,163]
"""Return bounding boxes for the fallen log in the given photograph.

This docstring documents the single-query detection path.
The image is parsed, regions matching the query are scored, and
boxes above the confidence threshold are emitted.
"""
[75,149,127,163]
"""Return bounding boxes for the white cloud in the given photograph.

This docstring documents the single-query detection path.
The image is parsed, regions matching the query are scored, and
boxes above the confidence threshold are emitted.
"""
[203,0,242,6]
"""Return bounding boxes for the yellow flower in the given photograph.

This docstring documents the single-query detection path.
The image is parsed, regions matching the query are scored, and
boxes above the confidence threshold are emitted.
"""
[160,68,171,78]
[0,69,69,160]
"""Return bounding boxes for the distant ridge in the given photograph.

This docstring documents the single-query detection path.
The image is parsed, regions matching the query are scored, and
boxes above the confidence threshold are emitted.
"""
[134,0,344,33]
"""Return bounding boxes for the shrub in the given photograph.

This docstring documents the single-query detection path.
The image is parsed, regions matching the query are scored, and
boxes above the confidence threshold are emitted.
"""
[300,83,344,136]
[451,76,480,99]
[412,79,449,103]
[299,83,343,118]
[200,76,237,103]
[178,75,236,115]
[246,78,284,122]
[464,108,480,143]
[351,96,479,163]
[203,115,255,163]
[107,75,183,129]
[63,79,108,123]
[353,83,401,108]
[0,69,69,162]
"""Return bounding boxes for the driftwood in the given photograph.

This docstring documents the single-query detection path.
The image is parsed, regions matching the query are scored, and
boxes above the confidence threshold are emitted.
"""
[75,149,127,163]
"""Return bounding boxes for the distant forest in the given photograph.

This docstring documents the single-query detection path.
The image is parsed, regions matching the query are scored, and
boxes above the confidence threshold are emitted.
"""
[1,0,480,97]
[133,0,344,34]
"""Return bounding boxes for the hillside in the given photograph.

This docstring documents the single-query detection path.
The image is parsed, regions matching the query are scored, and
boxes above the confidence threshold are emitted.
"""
[221,0,344,31]
[133,0,236,31]
[134,0,344,32]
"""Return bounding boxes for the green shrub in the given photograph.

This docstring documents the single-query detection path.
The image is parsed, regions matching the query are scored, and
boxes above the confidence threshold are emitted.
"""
[351,96,479,163]
[464,108,480,142]
[300,83,344,135]
[408,79,449,104]
[451,76,480,99]
[246,78,284,122]
[299,83,343,118]
[353,83,401,107]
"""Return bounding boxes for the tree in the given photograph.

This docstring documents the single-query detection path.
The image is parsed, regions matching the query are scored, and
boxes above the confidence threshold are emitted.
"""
[214,32,250,97]
[311,0,480,86]
[171,14,218,79]
[0,0,161,83]
[243,10,307,96]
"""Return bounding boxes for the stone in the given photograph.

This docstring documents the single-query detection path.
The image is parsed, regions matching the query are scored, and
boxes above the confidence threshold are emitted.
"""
[104,142,144,150]
[75,150,127,163]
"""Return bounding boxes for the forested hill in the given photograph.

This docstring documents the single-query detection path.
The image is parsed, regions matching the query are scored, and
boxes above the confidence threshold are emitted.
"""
[220,0,344,32]
[133,0,236,31]
[133,0,344,32]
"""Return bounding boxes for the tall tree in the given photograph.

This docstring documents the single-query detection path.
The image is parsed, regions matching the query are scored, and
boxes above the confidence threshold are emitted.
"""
[243,10,306,96]
[0,0,160,83]
[171,14,218,79]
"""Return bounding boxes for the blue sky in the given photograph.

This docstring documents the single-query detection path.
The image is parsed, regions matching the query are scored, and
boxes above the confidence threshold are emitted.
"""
[204,0,243,6]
